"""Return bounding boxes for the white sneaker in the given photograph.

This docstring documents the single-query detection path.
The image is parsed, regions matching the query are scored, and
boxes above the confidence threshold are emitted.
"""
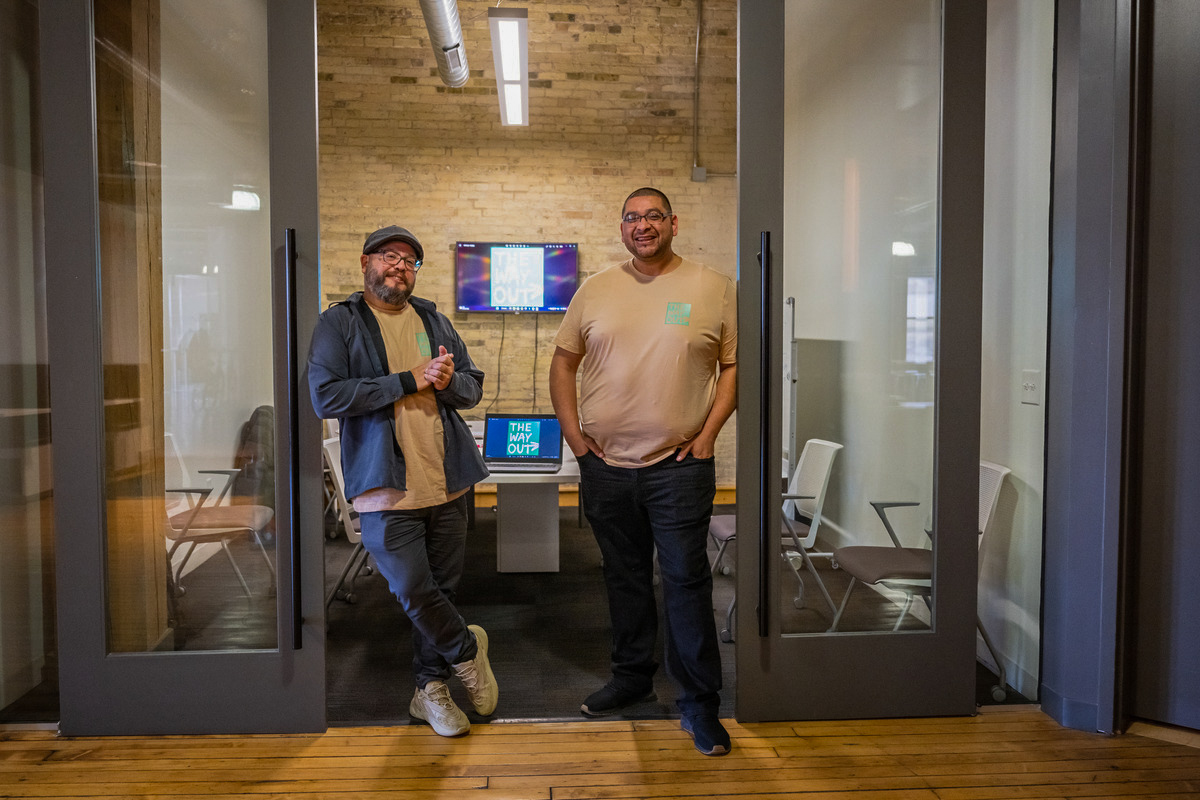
[409,680,469,737]
[453,624,498,716]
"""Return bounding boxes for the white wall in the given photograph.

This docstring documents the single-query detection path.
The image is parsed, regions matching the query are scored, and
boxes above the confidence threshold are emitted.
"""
[978,0,1053,700]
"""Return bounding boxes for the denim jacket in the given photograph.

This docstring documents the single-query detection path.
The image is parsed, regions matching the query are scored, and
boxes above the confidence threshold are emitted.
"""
[307,291,488,501]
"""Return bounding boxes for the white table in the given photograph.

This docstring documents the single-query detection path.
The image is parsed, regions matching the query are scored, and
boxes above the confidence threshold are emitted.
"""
[470,421,581,572]
[486,453,580,572]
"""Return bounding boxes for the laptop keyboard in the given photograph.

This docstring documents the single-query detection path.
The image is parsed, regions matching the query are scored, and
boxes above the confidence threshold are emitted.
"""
[485,462,562,473]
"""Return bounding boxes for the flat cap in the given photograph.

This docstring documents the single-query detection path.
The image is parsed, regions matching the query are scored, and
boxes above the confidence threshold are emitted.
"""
[362,225,423,261]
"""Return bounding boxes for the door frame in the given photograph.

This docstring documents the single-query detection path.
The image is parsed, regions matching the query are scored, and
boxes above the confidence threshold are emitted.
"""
[42,0,326,735]
[734,0,986,721]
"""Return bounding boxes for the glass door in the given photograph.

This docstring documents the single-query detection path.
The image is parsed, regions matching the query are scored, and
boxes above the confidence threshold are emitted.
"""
[735,0,985,720]
[42,0,324,734]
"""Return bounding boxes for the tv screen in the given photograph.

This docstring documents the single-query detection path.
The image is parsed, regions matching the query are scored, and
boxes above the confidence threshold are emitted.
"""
[455,241,579,313]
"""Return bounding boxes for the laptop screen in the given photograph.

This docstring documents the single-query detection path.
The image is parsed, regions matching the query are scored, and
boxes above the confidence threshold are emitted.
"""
[482,413,564,466]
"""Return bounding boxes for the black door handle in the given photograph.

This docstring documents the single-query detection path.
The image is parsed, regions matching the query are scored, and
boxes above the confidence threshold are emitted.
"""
[758,231,771,638]
[284,227,303,649]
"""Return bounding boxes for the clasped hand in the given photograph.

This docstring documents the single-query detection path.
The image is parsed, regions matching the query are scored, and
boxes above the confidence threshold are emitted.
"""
[420,346,454,391]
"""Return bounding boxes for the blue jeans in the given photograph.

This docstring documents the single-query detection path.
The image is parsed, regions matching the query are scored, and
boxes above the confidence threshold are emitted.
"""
[359,495,477,688]
[577,451,722,718]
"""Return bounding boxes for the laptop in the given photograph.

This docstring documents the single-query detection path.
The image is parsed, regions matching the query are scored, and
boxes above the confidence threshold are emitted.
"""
[481,413,564,473]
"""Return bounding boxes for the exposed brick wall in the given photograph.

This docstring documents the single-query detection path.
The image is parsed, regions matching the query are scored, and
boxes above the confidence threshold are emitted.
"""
[317,0,738,483]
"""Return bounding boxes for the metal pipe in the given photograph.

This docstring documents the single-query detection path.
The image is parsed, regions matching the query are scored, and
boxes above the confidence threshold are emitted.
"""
[418,0,469,88]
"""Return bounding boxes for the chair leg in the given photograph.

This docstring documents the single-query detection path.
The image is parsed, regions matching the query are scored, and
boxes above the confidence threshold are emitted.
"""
[783,551,805,606]
[345,546,372,592]
[349,547,370,576]
[165,551,179,625]
[720,597,736,643]
[977,615,1008,700]
[893,592,915,630]
[171,541,199,593]
[783,550,837,615]
[711,536,733,576]
[219,539,253,597]
[252,530,276,590]
[326,542,366,609]
[800,550,837,614]
[827,577,857,632]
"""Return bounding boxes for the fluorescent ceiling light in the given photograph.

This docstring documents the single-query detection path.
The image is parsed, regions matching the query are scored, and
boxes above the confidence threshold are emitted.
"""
[498,20,522,80]
[489,7,529,126]
[892,241,916,257]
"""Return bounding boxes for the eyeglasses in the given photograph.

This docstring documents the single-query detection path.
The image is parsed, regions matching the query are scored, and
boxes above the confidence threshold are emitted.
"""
[621,210,672,225]
[373,251,422,271]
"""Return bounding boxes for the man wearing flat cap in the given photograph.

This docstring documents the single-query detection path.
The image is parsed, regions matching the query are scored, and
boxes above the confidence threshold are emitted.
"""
[308,225,495,737]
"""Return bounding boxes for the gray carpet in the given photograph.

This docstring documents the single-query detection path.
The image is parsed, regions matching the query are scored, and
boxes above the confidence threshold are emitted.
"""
[324,504,737,723]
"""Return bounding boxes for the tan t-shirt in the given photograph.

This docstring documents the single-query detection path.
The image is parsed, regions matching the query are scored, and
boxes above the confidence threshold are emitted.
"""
[353,302,461,511]
[553,257,737,468]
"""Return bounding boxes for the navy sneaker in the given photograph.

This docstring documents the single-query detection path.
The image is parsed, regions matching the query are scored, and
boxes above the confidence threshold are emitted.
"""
[681,714,731,756]
[580,683,656,717]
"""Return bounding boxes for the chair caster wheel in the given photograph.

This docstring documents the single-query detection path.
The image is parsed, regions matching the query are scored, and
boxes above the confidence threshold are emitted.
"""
[793,597,805,609]
[720,629,733,643]
[991,685,1007,702]
[720,565,732,576]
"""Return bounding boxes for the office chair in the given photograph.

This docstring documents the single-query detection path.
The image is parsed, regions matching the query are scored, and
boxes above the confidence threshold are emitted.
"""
[709,438,844,641]
[827,461,1012,699]
[164,432,276,598]
[322,435,372,608]
[321,418,342,539]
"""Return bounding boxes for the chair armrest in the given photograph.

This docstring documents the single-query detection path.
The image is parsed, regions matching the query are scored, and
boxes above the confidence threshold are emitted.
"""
[869,500,920,548]
[166,486,215,503]
[166,486,214,532]
[198,468,241,504]
[780,494,816,544]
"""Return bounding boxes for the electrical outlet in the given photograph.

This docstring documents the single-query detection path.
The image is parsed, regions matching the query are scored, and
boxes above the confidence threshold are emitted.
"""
[1021,369,1043,406]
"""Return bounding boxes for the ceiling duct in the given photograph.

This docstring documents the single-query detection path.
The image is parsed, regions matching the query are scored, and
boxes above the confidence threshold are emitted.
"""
[418,0,469,87]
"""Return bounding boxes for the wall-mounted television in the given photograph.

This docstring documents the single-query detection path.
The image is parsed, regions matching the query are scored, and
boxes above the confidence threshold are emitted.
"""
[455,241,579,313]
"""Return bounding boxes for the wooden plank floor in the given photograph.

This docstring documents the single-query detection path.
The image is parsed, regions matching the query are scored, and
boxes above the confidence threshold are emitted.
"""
[2,707,1199,799]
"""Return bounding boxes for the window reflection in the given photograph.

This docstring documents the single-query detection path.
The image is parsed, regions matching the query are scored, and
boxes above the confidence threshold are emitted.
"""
[906,276,935,365]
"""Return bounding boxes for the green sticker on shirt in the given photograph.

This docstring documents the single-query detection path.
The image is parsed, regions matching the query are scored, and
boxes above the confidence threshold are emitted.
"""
[415,331,431,359]
[664,302,692,326]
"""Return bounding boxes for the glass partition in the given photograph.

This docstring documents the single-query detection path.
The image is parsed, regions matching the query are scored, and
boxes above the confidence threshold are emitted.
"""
[98,0,277,653]
[0,0,57,722]
[779,0,939,636]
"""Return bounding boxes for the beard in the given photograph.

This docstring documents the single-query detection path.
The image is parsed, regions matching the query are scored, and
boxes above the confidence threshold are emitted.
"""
[366,267,412,306]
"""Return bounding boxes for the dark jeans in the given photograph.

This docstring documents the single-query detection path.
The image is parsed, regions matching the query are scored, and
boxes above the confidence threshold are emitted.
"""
[578,451,722,718]
[359,494,477,688]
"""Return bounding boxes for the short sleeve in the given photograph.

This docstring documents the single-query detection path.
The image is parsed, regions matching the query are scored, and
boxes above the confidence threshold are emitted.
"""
[553,280,587,355]
[719,277,737,364]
